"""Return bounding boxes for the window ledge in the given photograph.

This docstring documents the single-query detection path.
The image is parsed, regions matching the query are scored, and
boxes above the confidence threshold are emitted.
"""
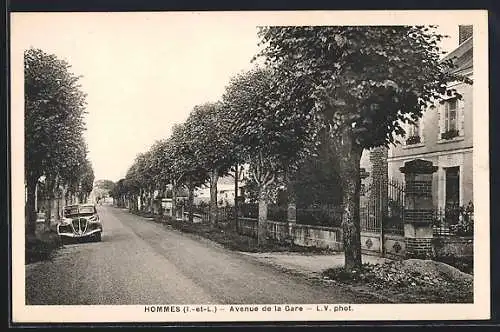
[402,142,425,149]
[437,136,464,144]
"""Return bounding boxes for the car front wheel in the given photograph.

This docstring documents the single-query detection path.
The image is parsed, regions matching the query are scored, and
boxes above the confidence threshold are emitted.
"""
[94,232,102,242]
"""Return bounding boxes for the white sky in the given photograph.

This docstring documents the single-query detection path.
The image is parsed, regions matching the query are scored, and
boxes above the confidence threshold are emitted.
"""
[12,12,460,182]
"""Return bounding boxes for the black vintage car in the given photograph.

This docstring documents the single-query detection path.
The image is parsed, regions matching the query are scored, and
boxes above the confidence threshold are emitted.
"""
[57,204,103,242]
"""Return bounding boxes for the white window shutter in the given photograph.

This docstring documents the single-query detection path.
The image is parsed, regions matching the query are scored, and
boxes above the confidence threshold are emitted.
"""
[458,98,465,136]
[438,102,444,139]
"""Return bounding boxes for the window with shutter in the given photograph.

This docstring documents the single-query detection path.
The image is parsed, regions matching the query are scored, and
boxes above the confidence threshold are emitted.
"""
[458,98,465,136]
[445,99,458,131]
[405,118,423,146]
[440,98,461,140]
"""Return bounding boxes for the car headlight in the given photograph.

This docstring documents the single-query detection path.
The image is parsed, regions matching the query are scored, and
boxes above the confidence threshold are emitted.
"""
[88,215,100,223]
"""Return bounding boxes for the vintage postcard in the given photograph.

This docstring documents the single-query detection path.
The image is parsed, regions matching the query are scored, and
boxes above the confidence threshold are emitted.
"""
[10,10,489,323]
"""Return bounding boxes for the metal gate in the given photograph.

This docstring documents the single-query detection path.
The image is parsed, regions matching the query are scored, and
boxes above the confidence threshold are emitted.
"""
[360,178,405,235]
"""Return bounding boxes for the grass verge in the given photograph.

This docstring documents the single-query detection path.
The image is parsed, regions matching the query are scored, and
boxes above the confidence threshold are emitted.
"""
[152,214,336,254]
[26,231,62,264]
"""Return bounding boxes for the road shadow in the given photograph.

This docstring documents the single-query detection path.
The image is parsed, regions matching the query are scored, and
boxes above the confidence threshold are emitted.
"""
[61,236,101,246]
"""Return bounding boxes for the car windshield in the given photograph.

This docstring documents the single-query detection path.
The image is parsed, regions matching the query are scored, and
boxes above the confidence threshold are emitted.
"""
[64,206,95,217]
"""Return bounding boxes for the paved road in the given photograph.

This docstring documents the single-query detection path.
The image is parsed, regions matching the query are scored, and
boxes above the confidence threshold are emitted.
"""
[26,205,373,305]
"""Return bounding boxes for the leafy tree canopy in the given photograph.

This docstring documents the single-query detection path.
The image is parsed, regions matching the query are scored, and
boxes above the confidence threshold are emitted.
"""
[169,123,209,187]
[95,179,116,192]
[255,25,471,148]
[184,102,236,176]
[25,48,88,185]
[222,67,318,177]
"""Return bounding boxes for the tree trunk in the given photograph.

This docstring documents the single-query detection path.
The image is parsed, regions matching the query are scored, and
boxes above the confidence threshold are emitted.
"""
[145,189,149,212]
[330,125,363,271]
[44,196,52,231]
[150,189,154,213]
[56,188,61,221]
[139,190,143,211]
[257,187,268,246]
[25,177,38,237]
[35,181,39,211]
[172,181,178,219]
[285,169,297,242]
[158,185,165,216]
[44,177,56,230]
[233,164,239,232]
[209,168,219,225]
[187,180,194,223]
[146,189,150,213]
[138,191,141,211]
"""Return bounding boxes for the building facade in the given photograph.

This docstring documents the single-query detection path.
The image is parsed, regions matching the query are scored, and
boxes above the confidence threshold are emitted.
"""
[194,170,248,206]
[387,26,474,211]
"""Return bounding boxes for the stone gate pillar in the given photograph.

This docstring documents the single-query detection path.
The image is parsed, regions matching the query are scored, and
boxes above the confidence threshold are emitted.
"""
[399,159,438,259]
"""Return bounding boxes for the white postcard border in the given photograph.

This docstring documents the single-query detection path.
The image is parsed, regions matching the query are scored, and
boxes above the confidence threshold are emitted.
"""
[10,9,490,323]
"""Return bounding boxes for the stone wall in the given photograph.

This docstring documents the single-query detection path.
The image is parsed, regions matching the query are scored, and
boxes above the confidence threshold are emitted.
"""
[236,217,470,262]
[405,238,434,259]
[432,236,473,258]
[237,217,342,251]
[432,236,473,273]
[292,223,342,251]
[384,234,406,258]
[360,231,382,253]
[360,232,406,258]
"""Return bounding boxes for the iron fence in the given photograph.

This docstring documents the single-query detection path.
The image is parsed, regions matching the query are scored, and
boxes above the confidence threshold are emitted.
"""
[182,204,236,223]
[296,207,343,227]
[360,178,405,235]
[239,203,259,219]
[217,206,235,222]
[433,202,474,236]
[240,203,342,226]
[268,205,287,223]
